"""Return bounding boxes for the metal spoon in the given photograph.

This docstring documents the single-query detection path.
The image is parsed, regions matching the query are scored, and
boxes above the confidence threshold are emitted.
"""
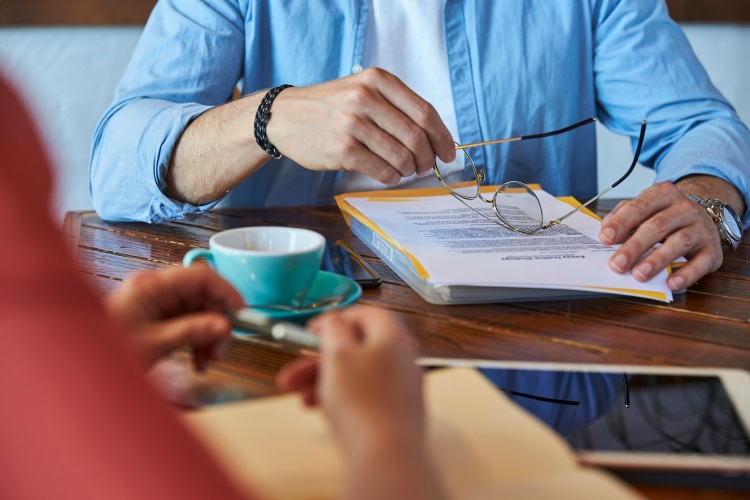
[248,295,345,312]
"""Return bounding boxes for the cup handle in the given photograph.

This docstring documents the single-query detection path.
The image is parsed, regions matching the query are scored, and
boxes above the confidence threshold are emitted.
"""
[183,248,214,268]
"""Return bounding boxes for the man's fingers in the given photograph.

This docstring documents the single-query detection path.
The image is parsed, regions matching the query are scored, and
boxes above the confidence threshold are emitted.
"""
[265,68,455,183]
[600,185,671,245]
[602,183,694,272]
[362,94,439,176]
[599,182,724,289]
[666,250,720,291]
[609,205,694,275]
[630,215,717,282]
[336,74,449,179]
[336,121,415,184]
[365,68,455,165]
[334,85,423,178]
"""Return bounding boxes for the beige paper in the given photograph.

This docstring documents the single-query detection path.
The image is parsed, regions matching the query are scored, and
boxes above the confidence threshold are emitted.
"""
[184,368,640,499]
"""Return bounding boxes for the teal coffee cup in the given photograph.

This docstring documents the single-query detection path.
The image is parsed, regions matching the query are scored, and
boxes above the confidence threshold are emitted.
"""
[183,227,325,308]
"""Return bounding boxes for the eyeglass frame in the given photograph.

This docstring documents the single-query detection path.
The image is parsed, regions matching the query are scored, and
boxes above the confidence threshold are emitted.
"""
[432,117,648,234]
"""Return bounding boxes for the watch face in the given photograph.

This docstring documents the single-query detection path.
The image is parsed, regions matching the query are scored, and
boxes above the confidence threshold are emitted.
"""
[722,206,743,240]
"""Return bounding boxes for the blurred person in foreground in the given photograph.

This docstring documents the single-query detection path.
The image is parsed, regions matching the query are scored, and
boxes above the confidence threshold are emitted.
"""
[0,76,442,500]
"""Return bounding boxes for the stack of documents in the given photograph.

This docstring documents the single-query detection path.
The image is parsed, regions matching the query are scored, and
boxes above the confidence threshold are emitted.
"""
[335,187,673,304]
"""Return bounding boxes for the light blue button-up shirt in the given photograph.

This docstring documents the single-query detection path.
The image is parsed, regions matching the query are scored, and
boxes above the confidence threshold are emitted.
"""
[90,0,750,224]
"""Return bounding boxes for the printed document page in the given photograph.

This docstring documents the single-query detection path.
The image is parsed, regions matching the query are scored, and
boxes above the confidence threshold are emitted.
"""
[344,190,672,301]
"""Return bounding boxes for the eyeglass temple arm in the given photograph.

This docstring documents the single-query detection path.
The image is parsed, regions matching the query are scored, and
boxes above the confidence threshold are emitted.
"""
[541,120,648,230]
[497,388,581,406]
[455,117,597,150]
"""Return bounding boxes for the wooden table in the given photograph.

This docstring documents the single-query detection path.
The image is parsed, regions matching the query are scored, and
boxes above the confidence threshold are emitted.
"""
[65,202,750,498]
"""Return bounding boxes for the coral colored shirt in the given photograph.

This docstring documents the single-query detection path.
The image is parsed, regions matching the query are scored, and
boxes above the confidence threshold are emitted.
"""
[0,76,250,500]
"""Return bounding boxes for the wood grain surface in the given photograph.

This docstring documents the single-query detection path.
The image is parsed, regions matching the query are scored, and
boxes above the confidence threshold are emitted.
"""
[66,203,750,391]
[65,202,750,499]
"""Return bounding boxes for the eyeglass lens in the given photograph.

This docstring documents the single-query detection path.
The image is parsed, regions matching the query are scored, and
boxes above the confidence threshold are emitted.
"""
[434,150,546,233]
[433,117,602,234]
[434,146,481,199]
[492,182,544,234]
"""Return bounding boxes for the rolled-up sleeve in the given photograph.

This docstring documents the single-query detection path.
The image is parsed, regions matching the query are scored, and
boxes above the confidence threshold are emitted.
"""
[89,0,246,222]
[593,0,750,226]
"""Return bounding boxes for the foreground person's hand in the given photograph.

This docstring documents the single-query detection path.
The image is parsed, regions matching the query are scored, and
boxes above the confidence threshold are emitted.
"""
[278,306,444,499]
[105,266,244,370]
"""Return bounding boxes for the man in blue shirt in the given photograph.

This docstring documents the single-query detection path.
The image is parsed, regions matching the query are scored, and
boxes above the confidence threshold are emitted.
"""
[90,0,750,292]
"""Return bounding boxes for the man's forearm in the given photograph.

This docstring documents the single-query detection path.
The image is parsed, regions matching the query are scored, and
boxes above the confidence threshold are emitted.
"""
[166,93,271,205]
[675,174,746,216]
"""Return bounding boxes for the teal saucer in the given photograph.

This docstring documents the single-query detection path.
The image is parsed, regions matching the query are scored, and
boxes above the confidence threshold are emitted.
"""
[235,271,362,329]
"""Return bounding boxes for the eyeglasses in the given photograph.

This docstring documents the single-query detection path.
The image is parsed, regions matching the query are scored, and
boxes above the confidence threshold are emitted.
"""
[433,118,647,234]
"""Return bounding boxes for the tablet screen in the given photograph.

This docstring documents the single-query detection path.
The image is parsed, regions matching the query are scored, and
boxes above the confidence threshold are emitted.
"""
[474,368,750,457]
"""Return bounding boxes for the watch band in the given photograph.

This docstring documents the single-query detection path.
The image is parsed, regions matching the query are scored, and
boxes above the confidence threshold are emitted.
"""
[686,194,743,252]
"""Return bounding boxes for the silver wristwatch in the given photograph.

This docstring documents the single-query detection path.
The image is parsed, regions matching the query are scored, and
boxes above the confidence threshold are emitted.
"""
[686,194,743,252]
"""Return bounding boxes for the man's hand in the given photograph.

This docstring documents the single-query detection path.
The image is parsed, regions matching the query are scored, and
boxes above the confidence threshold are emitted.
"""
[599,176,745,291]
[105,266,245,370]
[169,67,456,204]
[267,68,456,185]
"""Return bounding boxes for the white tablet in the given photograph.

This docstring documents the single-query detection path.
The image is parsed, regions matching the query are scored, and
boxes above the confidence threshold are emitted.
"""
[420,358,750,487]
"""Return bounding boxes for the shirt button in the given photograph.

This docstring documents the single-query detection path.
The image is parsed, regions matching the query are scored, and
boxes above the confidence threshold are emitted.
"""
[352,64,363,74]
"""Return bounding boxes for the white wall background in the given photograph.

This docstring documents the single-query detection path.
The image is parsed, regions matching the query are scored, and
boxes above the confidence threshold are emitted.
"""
[597,24,750,199]
[0,24,748,222]
[0,27,143,220]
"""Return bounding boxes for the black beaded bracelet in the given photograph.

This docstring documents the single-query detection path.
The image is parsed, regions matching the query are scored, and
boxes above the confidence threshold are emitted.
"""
[253,84,294,159]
